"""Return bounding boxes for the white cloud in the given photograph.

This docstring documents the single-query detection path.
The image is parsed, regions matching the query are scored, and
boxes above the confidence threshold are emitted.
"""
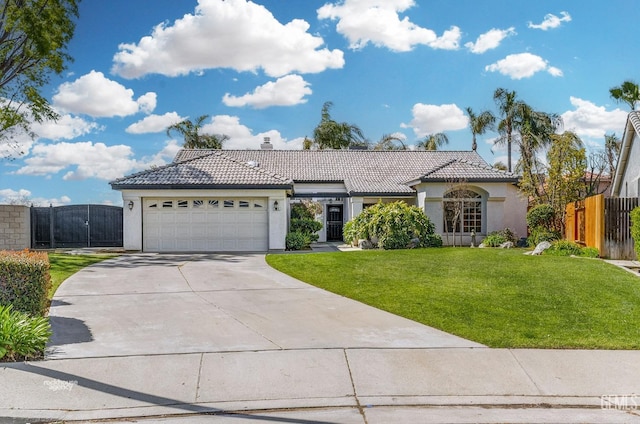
[126,112,185,134]
[200,115,303,149]
[561,97,628,139]
[222,75,312,109]
[15,141,139,180]
[139,140,182,167]
[0,188,71,206]
[528,11,572,31]
[32,113,102,141]
[112,0,344,79]
[317,0,461,52]
[465,27,515,54]
[485,52,562,79]
[401,103,468,137]
[52,70,156,117]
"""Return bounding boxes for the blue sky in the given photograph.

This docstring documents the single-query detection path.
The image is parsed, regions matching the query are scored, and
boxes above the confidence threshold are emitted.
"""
[0,0,636,206]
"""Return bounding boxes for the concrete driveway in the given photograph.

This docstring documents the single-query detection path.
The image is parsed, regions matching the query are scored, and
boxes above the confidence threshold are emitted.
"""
[48,253,481,359]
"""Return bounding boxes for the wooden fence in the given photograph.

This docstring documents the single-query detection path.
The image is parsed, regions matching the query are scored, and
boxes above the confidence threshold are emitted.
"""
[565,194,639,259]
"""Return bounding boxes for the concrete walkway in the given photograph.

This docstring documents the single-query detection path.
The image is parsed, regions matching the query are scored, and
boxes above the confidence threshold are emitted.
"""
[1,253,639,423]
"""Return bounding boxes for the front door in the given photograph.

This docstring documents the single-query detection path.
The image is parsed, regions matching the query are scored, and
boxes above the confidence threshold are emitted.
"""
[326,205,344,241]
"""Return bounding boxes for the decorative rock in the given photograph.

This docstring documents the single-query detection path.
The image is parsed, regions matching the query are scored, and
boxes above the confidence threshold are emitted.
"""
[358,239,373,250]
[499,241,514,249]
[532,241,552,255]
[478,242,486,248]
[407,238,420,249]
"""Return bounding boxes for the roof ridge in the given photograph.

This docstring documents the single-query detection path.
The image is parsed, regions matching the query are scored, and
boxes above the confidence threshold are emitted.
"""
[420,158,458,178]
[110,152,214,183]
[457,158,514,176]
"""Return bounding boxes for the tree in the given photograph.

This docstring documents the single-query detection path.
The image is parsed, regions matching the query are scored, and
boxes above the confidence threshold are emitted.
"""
[604,133,621,176]
[465,107,495,151]
[609,80,640,110]
[0,0,79,159]
[545,131,587,233]
[372,133,406,150]
[416,133,449,150]
[517,106,563,201]
[312,101,365,149]
[493,88,527,172]
[166,115,229,149]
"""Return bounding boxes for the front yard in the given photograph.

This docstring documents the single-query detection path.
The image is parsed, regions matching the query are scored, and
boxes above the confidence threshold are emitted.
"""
[266,248,640,349]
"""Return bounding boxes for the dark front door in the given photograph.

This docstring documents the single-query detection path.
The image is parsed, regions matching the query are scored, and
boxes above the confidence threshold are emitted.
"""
[326,205,344,241]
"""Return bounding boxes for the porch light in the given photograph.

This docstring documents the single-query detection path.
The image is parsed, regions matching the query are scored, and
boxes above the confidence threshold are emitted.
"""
[273,200,279,211]
[128,200,134,211]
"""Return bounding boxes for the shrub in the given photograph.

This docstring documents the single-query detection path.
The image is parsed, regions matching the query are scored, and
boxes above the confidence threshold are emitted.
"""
[0,304,51,361]
[580,247,600,258]
[544,240,583,256]
[288,203,323,250]
[285,231,309,251]
[527,228,561,247]
[527,204,556,229]
[483,233,507,247]
[631,206,640,259]
[0,250,50,317]
[343,201,439,250]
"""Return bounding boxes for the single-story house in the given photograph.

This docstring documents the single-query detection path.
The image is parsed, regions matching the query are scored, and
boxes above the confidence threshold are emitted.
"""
[110,146,527,252]
[612,111,640,198]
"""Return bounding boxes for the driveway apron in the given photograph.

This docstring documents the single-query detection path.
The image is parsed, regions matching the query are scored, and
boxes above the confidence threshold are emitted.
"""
[47,253,482,359]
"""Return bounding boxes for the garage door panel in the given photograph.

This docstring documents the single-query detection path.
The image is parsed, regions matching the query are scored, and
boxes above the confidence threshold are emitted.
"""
[143,197,269,252]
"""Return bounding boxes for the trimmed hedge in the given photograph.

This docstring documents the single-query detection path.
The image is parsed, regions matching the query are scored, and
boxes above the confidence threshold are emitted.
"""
[0,250,50,317]
[631,206,640,259]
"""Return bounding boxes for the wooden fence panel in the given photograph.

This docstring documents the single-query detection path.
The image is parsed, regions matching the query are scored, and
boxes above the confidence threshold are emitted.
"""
[603,197,639,260]
[585,194,604,253]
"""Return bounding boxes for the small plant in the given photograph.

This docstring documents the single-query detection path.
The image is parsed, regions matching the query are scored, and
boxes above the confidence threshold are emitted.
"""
[631,206,640,259]
[288,203,323,250]
[482,232,507,247]
[285,231,309,251]
[545,240,583,256]
[0,305,51,361]
[527,228,561,247]
[580,247,600,258]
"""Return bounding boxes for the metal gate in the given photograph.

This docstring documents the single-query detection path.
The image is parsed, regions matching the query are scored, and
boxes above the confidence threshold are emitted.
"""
[31,204,123,248]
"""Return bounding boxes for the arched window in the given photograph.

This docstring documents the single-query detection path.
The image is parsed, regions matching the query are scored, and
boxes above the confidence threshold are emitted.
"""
[443,189,483,233]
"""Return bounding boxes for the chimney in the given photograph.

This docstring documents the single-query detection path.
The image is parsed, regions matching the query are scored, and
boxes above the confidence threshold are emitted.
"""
[260,137,273,150]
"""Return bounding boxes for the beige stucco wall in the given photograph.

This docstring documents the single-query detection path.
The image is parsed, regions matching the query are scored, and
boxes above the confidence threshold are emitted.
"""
[0,205,31,250]
[418,182,527,245]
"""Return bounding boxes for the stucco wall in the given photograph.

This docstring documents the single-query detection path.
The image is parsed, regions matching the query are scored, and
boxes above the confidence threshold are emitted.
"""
[418,182,527,245]
[620,132,640,197]
[0,205,31,250]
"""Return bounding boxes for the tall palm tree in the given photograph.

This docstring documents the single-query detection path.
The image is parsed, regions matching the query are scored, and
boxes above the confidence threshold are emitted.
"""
[313,101,365,149]
[373,133,406,150]
[166,115,229,149]
[609,80,640,110]
[416,133,449,150]
[493,88,526,172]
[465,107,495,151]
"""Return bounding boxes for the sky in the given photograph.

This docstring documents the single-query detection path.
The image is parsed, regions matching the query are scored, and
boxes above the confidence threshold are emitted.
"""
[0,0,637,206]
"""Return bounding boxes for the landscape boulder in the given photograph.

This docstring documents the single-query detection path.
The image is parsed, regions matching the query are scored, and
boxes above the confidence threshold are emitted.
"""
[532,241,552,255]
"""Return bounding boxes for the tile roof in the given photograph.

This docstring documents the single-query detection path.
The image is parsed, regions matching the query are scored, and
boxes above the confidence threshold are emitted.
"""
[110,151,292,189]
[111,149,517,194]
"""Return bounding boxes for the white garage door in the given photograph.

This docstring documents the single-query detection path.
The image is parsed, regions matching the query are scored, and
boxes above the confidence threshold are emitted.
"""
[143,198,268,252]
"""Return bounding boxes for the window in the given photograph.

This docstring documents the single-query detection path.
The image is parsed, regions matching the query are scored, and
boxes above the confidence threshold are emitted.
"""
[193,200,204,208]
[162,201,173,208]
[148,202,158,208]
[443,189,482,233]
[253,200,265,208]
[239,200,249,208]
[224,200,234,208]
[177,200,188,208]
[208,200,219,208]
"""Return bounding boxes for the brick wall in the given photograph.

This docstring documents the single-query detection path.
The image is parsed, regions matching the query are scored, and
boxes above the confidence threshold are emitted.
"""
[0,205,31,250]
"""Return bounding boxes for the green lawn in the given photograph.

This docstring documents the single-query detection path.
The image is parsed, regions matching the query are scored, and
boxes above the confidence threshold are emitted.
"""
[266,248,640,349]
[48,253,117,299]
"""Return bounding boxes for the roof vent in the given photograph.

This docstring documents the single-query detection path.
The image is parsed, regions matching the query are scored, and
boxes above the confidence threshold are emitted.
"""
[261,137,273,150]
[247,160,259,167]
